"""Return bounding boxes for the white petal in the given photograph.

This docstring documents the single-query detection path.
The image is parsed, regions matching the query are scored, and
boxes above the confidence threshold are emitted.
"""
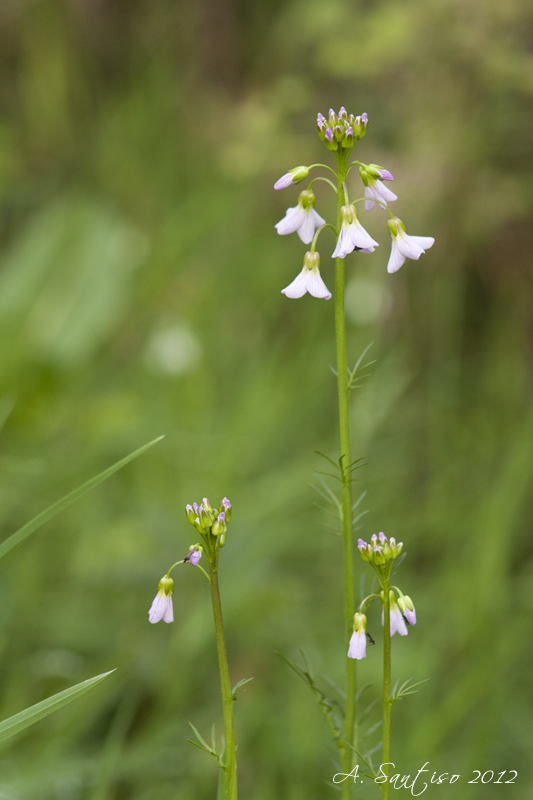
[374,181,398,205]
[149,593,170,624]
[348,631,367,659]
[274,172,294,190]
[281,268,309,299]
[162,596,174,623]
[364,187,375,211]
[306,265,332,299]
[408,235,435,251]
[350,220,379,251]
[297,210,317,244]
[310,208,326,228]
[331,225,355,259]
[387,240,406,273]
[275,206,306,236]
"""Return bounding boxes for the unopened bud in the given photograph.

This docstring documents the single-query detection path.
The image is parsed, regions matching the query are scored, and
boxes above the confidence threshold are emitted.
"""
[220,497,232,521]
[185,504,197,525]
[339,106,348,120]
[212,512,227,536]
[188,546,202,566]
[219,533,226,547]
[341,126,354,148]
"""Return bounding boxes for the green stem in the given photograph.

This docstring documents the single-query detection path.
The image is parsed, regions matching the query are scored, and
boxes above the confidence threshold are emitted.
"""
[334,155,357,798]
[209,564,237,800]
[381,582,392,800]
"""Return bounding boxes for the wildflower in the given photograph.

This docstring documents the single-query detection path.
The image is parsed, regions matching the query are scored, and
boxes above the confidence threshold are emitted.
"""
[382,591,408,636]
[331,206,379,258]
[274,166,310,190]
[348,612,367,659]
[397,594,416,626]
[386,217,435,274]
[148,575,174,624]
[275,189,325,244]
[359,164,397,211]
[282,251,331,300]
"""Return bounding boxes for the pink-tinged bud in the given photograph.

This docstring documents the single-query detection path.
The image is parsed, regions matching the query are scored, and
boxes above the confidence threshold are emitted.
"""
[371,533,378,546]
[317,112,325,124]
[378,169,394,181]
[220,497,232,521]
[274,166,310,190]
[339,106,347,119]
[325,128,334,143]
[202,498,213,512]
[378,532,387,544]
[212,512,227,536]
[357,538,367,549]
[188,547,202,566]
[361,112,368,123]
[398,595,416,626]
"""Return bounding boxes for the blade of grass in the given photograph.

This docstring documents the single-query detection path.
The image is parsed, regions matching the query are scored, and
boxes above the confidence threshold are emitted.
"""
[0,435,164,562]
[0,670,114,745]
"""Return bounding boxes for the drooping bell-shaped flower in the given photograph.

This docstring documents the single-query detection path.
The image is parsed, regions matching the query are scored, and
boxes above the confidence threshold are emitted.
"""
[275,189,326,244]
[397,594,416,626]
[331,205,379,259]
[282,251,331,300]
[148,575,174,624]
[359,164,397,211]
[386,217,435,274]
[348,612,367,659]
[382,591,408,636]
[274,166,310,190]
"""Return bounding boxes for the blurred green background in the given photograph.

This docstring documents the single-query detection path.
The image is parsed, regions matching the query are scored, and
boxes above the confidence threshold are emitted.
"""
[0,0,531,798]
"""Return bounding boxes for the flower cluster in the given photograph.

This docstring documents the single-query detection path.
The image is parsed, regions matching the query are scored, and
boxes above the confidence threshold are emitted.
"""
[148,497,232,625]
[274,107,435,298]
[186,496,231,547]
[358,531,403,567]
[316,107,368,151]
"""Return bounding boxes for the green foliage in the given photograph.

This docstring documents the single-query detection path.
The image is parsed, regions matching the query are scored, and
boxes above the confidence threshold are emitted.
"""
[0,671,114,746]
[0,0,530,798]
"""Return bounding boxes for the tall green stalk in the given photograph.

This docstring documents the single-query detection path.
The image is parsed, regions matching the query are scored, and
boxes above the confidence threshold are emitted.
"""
[334,154,357,795]
[209,562,238,800]
[381,582,392,800]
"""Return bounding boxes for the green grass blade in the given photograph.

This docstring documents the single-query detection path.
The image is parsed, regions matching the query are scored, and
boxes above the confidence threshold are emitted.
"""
[0,670,114,745]
[0,435,164,562]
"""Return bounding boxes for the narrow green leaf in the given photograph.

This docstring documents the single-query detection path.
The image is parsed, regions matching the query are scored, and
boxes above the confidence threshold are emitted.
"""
[231,677,253,701]
[0,670,114,745]
[0,436,164,562]
[188,722,214,754]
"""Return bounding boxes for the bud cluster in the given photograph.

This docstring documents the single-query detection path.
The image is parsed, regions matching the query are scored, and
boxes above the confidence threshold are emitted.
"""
[317,107,368,151]
[186,497,232,548]
[358,532,403,567]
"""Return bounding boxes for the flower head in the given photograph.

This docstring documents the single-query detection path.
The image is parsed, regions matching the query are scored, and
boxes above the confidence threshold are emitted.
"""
[358,532,403,567]
[397,594,416,626]
[281,251,331,300]
[348,612,367,659]
[382,591,408,636]
[275,189,325,244]
[317,108,368,149]
[331,205,379,259]
[274,166,310,190]
[386,217,435,274]
[149,575,174,624]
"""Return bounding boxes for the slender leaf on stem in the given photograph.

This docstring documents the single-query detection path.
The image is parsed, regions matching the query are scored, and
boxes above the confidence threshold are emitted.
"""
[187,722,224,765]
[0,670,114,745]
[277,651,343,743]
[0,435,164,562]
[231,677,253,702]
[391,678,430,705]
